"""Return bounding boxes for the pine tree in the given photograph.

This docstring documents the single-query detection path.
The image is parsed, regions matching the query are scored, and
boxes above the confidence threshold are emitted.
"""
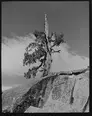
[23,14,65,79]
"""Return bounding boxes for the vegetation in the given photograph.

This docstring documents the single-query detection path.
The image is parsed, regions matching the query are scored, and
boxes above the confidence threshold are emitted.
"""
[2,15,89,113]
[23,30,65,79]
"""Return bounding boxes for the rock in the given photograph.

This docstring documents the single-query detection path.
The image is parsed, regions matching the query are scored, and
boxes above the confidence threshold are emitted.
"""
[70,72,89,112]
[25,71,89,113]
[2,69,89,113]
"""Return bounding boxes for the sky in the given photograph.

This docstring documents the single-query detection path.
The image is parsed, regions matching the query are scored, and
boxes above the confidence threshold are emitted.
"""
[2,2,89,91]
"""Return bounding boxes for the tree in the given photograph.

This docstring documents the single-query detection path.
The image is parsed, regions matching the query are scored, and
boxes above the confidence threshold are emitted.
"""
[23,14,65,79]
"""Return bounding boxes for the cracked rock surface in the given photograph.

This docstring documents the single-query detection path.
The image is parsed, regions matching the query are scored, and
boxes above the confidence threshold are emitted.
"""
[2,69,89,113]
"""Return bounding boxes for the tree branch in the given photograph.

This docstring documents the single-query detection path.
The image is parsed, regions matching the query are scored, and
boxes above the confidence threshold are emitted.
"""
[41,66,89,80]
[24,60,44,79]
[50,43,56,49]
[51,49,61,53]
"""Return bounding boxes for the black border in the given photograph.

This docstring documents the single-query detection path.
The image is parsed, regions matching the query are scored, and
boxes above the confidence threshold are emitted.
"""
[1,0,91,115]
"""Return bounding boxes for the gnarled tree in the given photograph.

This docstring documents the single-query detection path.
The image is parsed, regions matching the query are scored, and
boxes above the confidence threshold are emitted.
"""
[23,14,65,79]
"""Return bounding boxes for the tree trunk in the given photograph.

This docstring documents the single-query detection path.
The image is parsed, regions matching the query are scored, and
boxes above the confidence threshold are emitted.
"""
[40,14,52,78]
[42,53,52,77]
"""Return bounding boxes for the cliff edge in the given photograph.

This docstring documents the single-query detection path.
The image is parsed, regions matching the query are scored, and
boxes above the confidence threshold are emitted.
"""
[2,67,89,113]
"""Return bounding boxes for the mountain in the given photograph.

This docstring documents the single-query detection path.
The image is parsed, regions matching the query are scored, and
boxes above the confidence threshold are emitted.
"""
[2,67,89,113]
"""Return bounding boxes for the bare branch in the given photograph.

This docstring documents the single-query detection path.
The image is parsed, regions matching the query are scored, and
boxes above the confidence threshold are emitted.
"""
[41,66,89,80]
[51,49,61,53]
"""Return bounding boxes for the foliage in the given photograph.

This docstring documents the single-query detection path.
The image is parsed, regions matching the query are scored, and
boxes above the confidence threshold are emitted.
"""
[23,30,65,79]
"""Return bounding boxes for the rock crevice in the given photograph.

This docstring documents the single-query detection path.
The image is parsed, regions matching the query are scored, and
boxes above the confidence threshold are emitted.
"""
[2,67,89,113]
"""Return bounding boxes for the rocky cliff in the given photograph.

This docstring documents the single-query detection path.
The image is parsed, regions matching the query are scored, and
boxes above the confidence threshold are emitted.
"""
[2,67,89,113]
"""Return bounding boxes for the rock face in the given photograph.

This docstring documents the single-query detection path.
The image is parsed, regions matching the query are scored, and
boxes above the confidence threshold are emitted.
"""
[2,68,89,113]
